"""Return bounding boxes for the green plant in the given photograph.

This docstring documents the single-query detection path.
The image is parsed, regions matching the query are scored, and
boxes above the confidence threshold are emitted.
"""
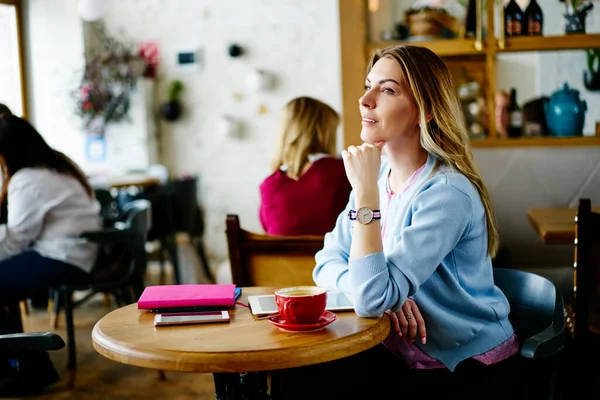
[586,48,600,73]
[168,80,184,101]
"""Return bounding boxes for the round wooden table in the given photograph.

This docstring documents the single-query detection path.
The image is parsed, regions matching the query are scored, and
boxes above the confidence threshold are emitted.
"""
[92,287,390,374]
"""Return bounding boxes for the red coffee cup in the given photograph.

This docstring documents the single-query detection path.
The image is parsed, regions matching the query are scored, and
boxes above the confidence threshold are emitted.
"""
[274,286,327,325]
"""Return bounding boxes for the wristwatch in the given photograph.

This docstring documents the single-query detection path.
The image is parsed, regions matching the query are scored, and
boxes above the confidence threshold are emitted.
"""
[349,207,381,225]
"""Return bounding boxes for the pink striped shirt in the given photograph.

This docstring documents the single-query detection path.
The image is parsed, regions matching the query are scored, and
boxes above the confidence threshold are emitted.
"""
[381,164,519,369]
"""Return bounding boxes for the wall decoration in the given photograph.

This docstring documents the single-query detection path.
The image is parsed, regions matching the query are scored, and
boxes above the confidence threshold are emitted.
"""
[258,104,269,115]
[78,0,105,22]
[247,69,275,91]
[74,25,146,136]
[137,41,159,79]
[160,80,184,122]
[217,115,242,138]
[228,44,244,58]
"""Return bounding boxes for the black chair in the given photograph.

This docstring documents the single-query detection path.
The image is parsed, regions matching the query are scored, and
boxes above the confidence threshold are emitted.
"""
[0,332,65,395]
[94,188,121,227]
[0,331,64,354]
[134,177,212,284]
[51,199,151,389]
[493,268,566,399]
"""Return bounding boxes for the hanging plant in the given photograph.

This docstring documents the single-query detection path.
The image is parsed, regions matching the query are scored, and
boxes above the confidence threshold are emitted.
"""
[160,80,184,122]
[73,25,146,136]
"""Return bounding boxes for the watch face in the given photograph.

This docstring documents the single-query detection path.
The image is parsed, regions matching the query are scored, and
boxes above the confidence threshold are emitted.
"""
[356,207,373,224]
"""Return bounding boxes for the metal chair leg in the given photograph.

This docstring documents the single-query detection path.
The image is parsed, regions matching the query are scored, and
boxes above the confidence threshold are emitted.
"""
[50,290,61,329]
[63,289,77,389]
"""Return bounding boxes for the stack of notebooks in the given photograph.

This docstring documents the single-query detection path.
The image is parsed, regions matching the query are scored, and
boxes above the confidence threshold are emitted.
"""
[137,284,241,313]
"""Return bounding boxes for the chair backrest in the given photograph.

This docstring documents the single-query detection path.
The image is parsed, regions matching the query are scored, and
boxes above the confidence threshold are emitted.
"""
[493,268,565,359]
[94,188,121,223]
[572,198,600,340]
[91,199,151,286]
[225,214,324,287]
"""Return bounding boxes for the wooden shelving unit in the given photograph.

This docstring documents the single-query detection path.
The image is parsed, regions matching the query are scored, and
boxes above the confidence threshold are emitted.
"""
[367,38,482,57]
[471,136,600,148]
[499,33,600,53]
[339,0,600,148]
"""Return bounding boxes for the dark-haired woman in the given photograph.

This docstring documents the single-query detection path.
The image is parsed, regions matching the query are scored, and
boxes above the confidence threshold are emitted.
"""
[0,115,101,332]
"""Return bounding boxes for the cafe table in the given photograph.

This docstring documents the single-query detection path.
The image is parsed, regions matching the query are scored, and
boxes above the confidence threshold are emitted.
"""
[91,287,391,400]
[527,206,600,245]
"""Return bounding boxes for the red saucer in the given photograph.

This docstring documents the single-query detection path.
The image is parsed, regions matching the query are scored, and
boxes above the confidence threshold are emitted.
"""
[267,310,337,332]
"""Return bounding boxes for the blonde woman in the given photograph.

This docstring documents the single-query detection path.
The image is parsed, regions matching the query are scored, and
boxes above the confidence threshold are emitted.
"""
[259,96,351,236]
[276,46,517,399]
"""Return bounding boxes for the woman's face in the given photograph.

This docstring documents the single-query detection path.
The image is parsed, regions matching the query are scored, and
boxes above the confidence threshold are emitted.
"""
[359,57,420,145]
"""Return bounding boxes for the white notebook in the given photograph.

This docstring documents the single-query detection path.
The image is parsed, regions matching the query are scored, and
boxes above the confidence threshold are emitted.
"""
[248,291,354,316]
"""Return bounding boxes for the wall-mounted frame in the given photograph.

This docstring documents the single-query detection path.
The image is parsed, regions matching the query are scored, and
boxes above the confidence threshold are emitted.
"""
[0,0,27,118]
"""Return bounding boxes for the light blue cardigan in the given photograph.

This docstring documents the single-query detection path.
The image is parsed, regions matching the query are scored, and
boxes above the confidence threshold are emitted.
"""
[313,153,514,372]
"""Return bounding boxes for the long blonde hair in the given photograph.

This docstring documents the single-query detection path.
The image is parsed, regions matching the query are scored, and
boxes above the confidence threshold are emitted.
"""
[271,96,340,180]
[367,45,499,257]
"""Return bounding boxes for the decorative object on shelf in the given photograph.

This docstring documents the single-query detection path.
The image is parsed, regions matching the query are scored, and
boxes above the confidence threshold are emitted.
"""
[228,44,244,58]
[524,0,543,36]
[505,0,525,36]
[405,7,460,40]
[247,69,275,92]
[507,88,522,137]
[584,48,600,91]
[217,115,242,138]
[544,83,587,137]
[78,0,105,22]
[73,26,146,136]
[522,96,550,137]
[494,91,510,138]
[564,0,593,34]
[458,81,485,139]
[463,0,477,38]
[160,80,184,122]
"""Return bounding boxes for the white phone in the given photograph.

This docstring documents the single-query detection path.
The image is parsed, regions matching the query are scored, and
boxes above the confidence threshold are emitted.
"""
[153,311,230,327]
[248,291,354,316]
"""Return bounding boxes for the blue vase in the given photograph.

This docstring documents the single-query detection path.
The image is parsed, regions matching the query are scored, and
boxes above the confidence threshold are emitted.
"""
[544,83,587,137]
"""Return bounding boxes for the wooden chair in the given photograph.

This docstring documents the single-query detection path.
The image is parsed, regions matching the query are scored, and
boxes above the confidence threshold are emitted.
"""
[224,214,325,399]
[569,198,600,340]
[558,198,600,398]
[225,214,324,288]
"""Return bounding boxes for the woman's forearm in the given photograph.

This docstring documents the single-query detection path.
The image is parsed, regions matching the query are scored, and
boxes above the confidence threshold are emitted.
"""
[349,192,383,259]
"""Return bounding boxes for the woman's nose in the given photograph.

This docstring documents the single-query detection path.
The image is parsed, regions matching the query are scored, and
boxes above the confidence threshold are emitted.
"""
[359,92,374,109]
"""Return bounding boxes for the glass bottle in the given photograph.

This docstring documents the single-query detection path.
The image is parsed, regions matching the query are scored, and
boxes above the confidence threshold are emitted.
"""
[464,0,477,38]
[505,0,525,36]
[507,88,522,138]
[525,0,543,36]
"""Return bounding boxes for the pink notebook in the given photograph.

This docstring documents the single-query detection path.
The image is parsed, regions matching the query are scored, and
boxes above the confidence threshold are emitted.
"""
[137,284,237,309]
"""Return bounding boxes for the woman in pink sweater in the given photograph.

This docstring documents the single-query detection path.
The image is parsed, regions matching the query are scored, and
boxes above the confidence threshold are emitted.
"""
[259,97,351,236]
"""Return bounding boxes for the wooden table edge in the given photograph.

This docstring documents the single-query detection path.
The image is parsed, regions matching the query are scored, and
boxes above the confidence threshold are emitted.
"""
[526,208,575,245]
[92,315,390,373]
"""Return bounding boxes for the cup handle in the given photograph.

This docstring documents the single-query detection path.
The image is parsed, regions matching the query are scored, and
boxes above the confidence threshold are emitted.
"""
[282,301,297,323]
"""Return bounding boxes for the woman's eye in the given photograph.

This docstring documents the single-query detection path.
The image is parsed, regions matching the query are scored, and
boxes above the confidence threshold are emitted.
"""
[383,88,395,95]
[364,85,371,92]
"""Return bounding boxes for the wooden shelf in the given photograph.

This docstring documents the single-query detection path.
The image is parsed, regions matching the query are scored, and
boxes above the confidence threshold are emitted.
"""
[471,136,600,147]
[499,34,600,53]
[367,38,483,57]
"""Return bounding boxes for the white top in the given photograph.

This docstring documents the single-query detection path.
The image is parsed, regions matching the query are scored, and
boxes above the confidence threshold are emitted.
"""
[0,168,102,273]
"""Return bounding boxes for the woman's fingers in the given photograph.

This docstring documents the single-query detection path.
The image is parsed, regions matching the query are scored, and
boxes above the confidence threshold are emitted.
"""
[385,311,402,336]
[405,299,427,344]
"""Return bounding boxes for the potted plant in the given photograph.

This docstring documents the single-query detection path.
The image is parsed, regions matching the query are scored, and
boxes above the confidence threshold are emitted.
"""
[160,80,184,122]
[565,0,593,34]
[584,48,600,91]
